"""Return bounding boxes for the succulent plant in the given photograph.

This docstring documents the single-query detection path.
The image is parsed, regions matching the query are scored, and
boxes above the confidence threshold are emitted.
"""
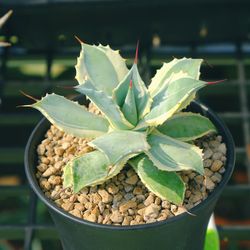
[25,40,220,205]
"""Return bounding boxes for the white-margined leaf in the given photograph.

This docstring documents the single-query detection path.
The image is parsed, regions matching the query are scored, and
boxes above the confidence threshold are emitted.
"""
[31,93,109,138]
[158,112,217,141]
[89,130,150,164]
[113,64,152,119]
[148,57,202,98]
[75,43,128,96]
[143,72,206,127]
[146,130,204,174]
[76,80,134,130]
[63,151,126,193]
[129,155,185,205]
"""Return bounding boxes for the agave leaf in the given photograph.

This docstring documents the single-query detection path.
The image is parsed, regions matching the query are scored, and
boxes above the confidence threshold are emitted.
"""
[158,112,217,141]
[148,58,203,98]
[113,64,152,119]
[129,155,185,205]
[76,80,134,130]
[63,164,73,188]
[121,81,138,126]
[62,151,126,193]
[31,93,109,138]
[75,42,128,95]
[89,130,150,164]
[0,10,12,29]
[143,72,206,127]
[146,130,204,174]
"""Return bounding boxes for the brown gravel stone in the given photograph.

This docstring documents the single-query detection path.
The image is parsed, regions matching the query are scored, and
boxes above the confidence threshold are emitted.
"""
[218,143,226,154]
[90,193,102,204]
[161,200,171,209]
[85,214,97,223]
[144,194,155,206]
[144,204,160,220]
[62,202,74,211]
[74,203,85,211]
[204,168,213,177]
[204,159,212,168]
[203,148,213,159]
[190,191,202,203]
[211,173,222,183]
[42,167,57,177]
[106,183,119,195]
[98,189,113,203]
[205,177,216,190]
[125,175,139,185]
[119,200,137,213]
[110,210,123,223]
[48,175,61,185]
[133,186,143,195]
[69,209,82,218]
[211,160,223,172]
[122,216,133,225]
[37,163,47,173]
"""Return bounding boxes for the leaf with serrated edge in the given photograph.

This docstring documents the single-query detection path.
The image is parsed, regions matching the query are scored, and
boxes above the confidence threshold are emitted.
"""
[149,58,203,98]
[32,93,109,138]
[89,130,150,164]
[113,64,152,119]
[143,72,206,127]
[129,155,185,205]
[76,80,134,130]
[75,43,128,96]
[146,130,204,174]
[62,151,126,193]
[158,112,217,141]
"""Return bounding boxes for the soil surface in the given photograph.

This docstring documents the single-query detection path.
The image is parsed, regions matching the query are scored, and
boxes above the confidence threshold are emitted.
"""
[36,105,227,226]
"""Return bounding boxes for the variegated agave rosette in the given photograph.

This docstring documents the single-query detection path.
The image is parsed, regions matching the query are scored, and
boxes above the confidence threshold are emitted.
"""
[26,40,222,205]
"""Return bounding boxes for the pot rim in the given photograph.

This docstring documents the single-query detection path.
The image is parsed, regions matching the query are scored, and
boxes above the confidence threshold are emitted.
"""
[24,100,235,231]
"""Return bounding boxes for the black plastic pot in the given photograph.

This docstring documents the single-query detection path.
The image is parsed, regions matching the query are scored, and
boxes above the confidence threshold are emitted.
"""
[25,100,235,250]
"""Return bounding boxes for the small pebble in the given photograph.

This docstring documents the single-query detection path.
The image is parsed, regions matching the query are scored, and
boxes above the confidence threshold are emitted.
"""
[119,201,137,213]
[211,160,223,172]
[98,189,113,203]
[205,177,216,190]
[125,175,139,185]
[144,194,155,206]
[110,211,123,223]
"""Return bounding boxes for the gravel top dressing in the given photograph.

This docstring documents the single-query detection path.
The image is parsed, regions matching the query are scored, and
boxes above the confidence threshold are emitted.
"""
[35,104,227,226]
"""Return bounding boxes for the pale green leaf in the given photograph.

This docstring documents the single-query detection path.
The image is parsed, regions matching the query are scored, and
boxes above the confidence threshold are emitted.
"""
[89,130,150,164]
[31,93,109,138]
[148,57,203,97]
[76,80,134,130]
[63,151,126,193]
[63,164,73,188]
[121,84,138,126]
[75,43,128,95]
[143,72,206,127]
[146,130,204,174]
[113,64,152,119]
[158,112,217,141]
[129,155,185,205]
